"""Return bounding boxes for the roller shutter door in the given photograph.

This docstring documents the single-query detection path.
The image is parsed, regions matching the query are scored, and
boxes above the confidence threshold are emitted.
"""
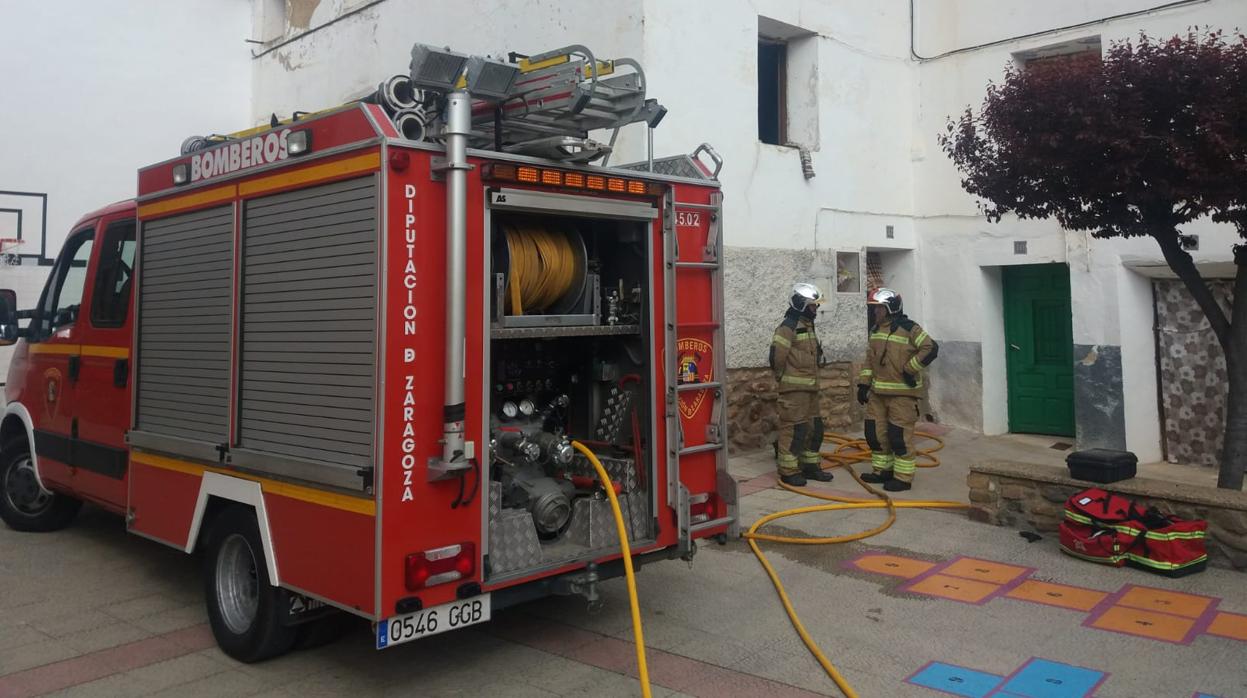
[134,205,233,457]
[234,176,377,488]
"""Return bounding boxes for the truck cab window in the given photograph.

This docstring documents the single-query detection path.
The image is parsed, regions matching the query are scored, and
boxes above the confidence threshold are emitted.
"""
[37,228,94,337]
[90,219,136,327]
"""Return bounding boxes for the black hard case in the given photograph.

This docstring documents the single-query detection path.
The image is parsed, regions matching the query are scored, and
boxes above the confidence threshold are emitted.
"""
[1066,449,1138,484]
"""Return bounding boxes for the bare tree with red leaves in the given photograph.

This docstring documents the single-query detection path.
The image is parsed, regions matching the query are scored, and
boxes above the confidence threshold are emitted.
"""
[940,31,1247,489]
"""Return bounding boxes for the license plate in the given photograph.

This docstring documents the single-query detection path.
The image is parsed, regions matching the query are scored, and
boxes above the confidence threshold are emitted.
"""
[376,595,491,649]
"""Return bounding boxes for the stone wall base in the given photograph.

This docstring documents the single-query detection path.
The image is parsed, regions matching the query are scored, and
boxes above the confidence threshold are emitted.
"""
[969,461,1247,571]
[726,363,861,453]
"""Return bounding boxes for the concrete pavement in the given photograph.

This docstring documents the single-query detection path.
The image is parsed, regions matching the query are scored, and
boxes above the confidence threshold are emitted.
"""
[1,429,1244,697]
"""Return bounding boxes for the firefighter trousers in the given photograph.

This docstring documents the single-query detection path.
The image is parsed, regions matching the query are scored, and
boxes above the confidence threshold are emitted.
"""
[777,391,824,476]
[864,394,919,483]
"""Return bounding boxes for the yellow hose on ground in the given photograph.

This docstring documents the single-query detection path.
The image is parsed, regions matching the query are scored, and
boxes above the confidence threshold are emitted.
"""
[745,433,972,698]
[505,225,579,315]
[571,440,652,698]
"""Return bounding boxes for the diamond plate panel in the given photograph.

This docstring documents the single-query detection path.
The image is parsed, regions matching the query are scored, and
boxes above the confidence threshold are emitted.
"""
[623,491,650,540]
[619,155,711,181]
[490,509,543,574]
[569,455,638,492]
[565,494,648,549]
[489,481,502,522]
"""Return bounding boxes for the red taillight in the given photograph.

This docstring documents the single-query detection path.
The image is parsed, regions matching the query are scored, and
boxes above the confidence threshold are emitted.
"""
[689,493,715,524]
[405,542,476,591]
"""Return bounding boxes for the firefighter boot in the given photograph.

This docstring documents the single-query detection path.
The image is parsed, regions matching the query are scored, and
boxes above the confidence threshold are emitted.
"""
[780,472,808,487]
[883,478,912,492]
[799,417,832,481]
[860,452,894,483]
[801,461,834,482]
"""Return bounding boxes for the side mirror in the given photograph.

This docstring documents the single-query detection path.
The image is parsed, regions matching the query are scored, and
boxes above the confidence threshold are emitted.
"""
[0,290,19,346]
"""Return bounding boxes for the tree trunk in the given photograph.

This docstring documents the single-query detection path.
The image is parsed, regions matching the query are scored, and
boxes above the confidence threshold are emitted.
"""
[1217,251,1246,490]
[1153,230,1231,352]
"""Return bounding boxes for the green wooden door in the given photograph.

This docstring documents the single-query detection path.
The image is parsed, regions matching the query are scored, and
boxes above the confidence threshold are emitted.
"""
[1003,264,1075,436]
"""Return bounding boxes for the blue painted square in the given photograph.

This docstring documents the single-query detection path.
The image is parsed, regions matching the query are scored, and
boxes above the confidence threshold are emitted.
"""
[1194,694,1223,698]
[908,662,1003,698]
[998,659,1104,698]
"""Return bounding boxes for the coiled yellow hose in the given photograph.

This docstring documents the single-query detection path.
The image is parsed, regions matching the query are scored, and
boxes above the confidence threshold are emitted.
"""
[504,225,579,315]
[746,434,971,697]
[571,440,652,698]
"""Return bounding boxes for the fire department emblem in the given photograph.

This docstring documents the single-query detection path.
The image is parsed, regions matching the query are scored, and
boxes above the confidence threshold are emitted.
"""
[676,338,713,419]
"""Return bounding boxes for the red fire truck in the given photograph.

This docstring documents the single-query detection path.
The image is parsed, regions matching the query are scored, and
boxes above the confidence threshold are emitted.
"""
[0,44,735,661]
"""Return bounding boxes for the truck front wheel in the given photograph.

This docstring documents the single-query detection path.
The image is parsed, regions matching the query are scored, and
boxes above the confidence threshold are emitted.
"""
[203,507,297,662]
[0,444,81,532]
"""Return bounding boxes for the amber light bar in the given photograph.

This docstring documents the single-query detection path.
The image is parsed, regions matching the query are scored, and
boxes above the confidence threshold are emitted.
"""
[483,163,663,196]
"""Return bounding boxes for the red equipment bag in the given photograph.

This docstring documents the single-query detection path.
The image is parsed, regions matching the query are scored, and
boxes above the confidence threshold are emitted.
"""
[1058,519,1125,566]
[1060,488,1208,577]
[1120,509,1209,577]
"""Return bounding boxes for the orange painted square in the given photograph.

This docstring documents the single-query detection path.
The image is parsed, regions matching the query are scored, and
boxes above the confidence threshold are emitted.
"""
[941,557,1030,585]
[1116,586,1212,619]
[852,554,936,579]
[1089,606,1195,642]
[907,574,1001,603]
[1005,580,1108,612]
[1207,613,1247,641]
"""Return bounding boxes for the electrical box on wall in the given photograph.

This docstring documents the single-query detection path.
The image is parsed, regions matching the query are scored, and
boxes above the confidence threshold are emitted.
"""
[836,251,861,293]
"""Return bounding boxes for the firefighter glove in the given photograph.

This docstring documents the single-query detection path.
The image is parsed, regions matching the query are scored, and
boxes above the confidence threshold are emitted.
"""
[856,384,870,405]
[902,372,917,388]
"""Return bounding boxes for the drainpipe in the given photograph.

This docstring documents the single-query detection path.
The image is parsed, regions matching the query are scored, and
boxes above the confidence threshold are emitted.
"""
[432,90,472,480]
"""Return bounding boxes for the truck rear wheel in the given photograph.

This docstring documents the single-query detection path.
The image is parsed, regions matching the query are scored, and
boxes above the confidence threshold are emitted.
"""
[203,507,297,662]
[0,443,81,532]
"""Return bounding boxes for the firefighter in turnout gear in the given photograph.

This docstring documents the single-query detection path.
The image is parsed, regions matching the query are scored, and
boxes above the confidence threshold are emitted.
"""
[856,288,938,491]
[770,283,834,487]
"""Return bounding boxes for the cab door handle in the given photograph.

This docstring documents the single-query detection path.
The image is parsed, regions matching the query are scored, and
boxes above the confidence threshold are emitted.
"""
[114,359,129,388]
[67,355,81,382]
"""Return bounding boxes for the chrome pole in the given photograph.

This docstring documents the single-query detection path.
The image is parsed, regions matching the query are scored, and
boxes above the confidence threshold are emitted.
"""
[439,90,471,473]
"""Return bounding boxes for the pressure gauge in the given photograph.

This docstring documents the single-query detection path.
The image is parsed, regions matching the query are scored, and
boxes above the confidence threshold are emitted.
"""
[501,401,519,419]
[518,398,536,417]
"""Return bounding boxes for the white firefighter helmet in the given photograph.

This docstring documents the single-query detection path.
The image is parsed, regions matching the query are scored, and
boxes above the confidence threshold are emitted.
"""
[868,287,903,315]
[789,282,825,312]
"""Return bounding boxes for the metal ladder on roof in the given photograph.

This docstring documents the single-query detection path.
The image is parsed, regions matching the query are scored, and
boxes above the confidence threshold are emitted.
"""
[662,188,739,555]
[469,45,667,163]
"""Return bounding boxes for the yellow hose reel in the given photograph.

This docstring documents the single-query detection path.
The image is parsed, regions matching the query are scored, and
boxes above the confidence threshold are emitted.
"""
[499,224,587,316]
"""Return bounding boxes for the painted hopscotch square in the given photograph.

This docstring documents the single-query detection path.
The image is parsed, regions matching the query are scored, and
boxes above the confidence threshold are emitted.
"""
[995,658,1106,698]
[1004,580,1108,612]
[906,574,1001,604]
[940,557,1032,586]
[849,552,936,579]
[905,661,1003,698]
[1205,612,1247,642]
[1087,605,1197,644]
[1115,584,1216,620]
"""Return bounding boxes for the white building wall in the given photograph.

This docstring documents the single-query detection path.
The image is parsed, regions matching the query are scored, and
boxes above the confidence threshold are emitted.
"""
[637,0,918,365]
[246,0,1244,453]
[910,0,1245,455]
[249,0,919,365]
[0,0,251,382]
[249,0,645,129]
